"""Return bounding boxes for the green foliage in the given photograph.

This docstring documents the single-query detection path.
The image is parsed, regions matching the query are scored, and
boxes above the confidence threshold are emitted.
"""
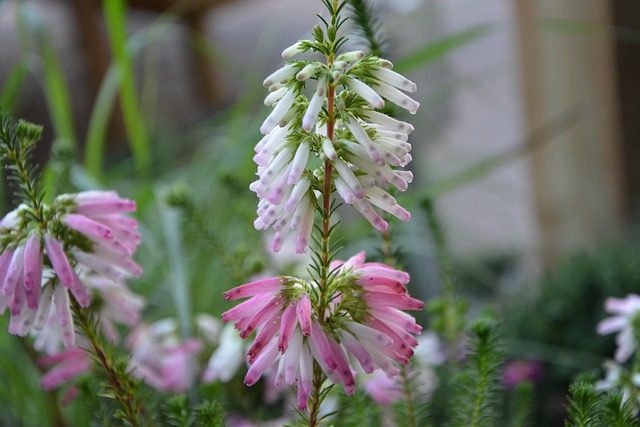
[0,60,28,112]
[193,401,226,427]
[449,320,505,427]
[0,112,46,212]
[334,390,383,427]
[15,2,77,154]
[393,367,431,427]
[601,393,639,427]
[504,237,640,425]
[506,382,533,427]
[564,383,602,427]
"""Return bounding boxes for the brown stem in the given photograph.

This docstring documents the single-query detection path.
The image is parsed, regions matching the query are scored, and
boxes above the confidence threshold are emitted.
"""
[307,80,336,427]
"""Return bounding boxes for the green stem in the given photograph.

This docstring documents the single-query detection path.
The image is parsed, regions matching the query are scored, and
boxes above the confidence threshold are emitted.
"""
[72,302,144,427]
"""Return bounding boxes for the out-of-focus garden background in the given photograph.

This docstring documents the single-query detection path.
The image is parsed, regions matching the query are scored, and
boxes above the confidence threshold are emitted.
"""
[0,0,639,425]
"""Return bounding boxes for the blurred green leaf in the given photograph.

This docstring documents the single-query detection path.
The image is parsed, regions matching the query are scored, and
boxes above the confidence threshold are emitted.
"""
[0,60,28,112]
[17,3,77,152]
[394,24,493,73]
[103,0,150,177]
[541,18,640,45]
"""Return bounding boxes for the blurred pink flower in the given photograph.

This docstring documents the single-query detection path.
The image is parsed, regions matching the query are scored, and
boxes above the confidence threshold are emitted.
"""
[128,319,203,393]
[503,359,543,389]
[38,346,92,393]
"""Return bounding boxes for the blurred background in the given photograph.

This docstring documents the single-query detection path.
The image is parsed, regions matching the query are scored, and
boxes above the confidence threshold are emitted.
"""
[2,0,638,278]
[0,0,639,425]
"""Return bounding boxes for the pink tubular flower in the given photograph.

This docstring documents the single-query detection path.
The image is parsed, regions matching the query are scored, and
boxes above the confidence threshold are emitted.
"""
[222,252,424,410]
[64,191,142,281]
[597,294,640,362]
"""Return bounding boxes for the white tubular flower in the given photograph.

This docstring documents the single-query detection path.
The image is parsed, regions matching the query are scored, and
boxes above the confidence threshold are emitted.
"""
[302,77,327,131]
[372,80,420,114]
[344,117,382,163]
[363,185,410,222]
[260,89,297,135]
[263,63,300,88]
[251,128,315,253]
[361,110,415,133]
[321,138,337,161]
[282,41,308,59]
[264,86,288,106]
[337,50,365,62]
[288,141,311,185]
[342,76,385,109]
[332,158,365,200]
[372,67,417,93]
[296,63,322,81]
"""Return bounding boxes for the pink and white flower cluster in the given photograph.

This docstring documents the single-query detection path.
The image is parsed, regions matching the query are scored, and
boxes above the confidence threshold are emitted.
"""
[0,190,142,347]
[251,41,419,253]
[222,252,424,410]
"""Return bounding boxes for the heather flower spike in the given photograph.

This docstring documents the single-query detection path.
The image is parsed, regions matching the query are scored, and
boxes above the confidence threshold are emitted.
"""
[0,190,142,346]
[225,1,424,421]
[250,1,418,254]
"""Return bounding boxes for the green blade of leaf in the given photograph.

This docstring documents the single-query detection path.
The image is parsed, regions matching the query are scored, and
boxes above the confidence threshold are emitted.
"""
[394,24,494,73]
[102,0,150,177]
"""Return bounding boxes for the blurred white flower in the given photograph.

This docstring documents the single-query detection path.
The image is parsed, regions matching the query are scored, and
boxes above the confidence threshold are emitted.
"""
[597,294,640,362]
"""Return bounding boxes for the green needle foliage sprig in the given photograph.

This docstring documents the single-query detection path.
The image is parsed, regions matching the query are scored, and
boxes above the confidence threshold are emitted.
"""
[347,0,386,57]
[449,320,505,427]
[564,382,639,427]
[0,112,46,218]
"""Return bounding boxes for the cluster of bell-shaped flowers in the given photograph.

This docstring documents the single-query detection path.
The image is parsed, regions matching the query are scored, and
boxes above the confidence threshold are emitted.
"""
[0,190,142,348]
[251,39,419,254]
[222,251,423,410]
